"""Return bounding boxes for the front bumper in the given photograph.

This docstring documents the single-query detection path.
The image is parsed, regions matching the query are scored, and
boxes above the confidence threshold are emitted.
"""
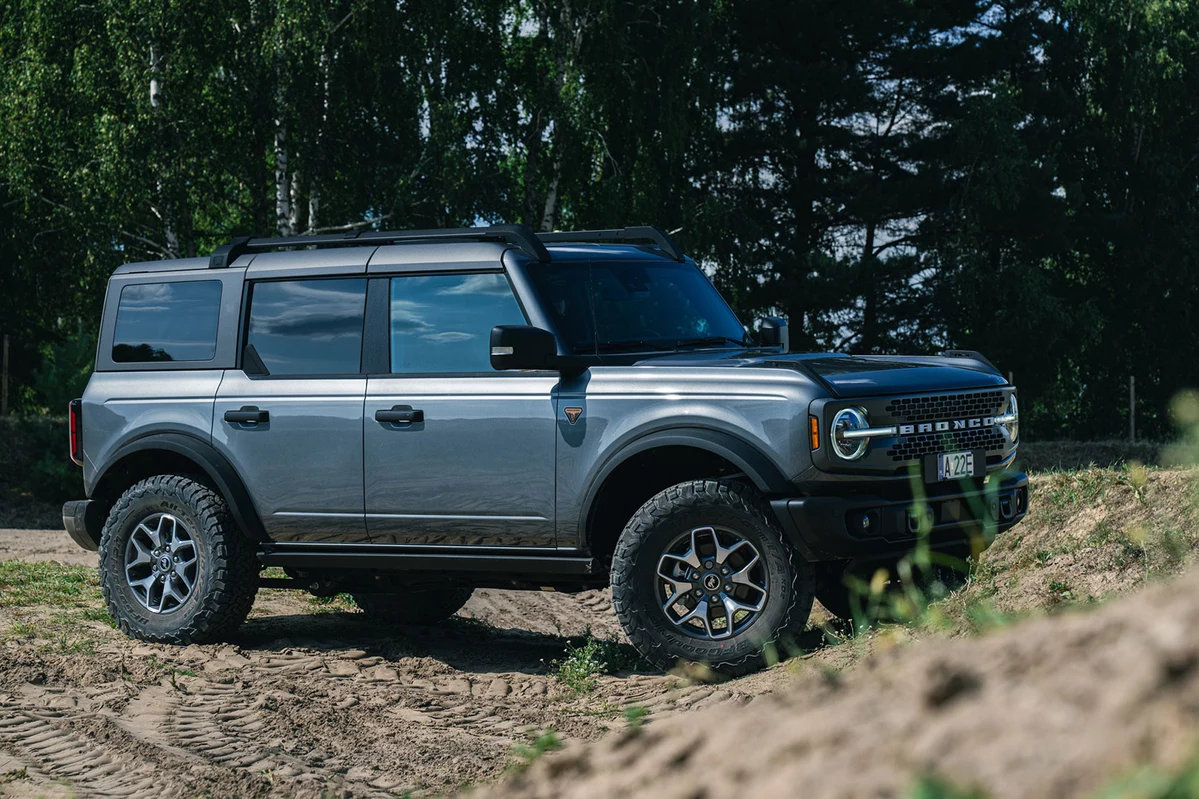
[63,500,104,551]
[771,471,1028,562]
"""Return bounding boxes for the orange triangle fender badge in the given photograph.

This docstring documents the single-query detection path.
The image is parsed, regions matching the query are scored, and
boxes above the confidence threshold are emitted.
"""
[563,407,583,425]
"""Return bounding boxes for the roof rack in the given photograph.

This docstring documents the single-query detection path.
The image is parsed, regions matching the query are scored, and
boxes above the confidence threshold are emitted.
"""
[208,224,551,268]
[206,223,686,269]
[536,226,685,261]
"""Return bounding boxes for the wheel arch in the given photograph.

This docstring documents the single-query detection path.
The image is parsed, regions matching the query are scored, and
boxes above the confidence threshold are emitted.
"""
[88,432,267,543]
[581,427,791,566]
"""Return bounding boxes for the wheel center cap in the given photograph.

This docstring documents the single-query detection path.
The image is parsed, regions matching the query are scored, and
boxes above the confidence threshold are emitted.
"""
[702,574,721,592]
[158,556,172,572]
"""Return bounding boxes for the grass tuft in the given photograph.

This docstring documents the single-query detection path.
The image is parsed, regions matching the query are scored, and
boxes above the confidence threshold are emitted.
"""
[505,731,562,775]
[551,631,643,693]
[0,560,102,608]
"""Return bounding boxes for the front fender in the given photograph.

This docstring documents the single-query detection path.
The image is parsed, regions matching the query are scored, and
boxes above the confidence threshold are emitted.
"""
[578,425,793,540]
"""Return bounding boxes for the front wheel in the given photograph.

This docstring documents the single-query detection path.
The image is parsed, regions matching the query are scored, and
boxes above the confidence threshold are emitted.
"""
[611,480,814,676]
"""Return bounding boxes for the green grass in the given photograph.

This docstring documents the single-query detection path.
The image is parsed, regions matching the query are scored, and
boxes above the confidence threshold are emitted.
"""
[551,631,643,694]
[0,560,103,608]
[505,731,563,775]
[910,747,1199,798]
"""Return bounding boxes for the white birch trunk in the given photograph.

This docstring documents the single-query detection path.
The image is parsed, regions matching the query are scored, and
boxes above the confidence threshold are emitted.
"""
[274,118,291,236]
[150,43,179,257]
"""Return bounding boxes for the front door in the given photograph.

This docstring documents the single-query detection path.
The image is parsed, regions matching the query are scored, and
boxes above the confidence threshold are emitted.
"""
[363,271,557,547]
[213,277,368,543]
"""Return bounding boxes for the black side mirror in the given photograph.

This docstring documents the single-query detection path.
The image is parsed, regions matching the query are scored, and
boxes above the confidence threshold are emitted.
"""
[759,317,789,351]
[490,325,558,371]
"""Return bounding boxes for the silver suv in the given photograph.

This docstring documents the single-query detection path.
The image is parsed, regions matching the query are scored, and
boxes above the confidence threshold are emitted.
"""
[62,225,1027,674]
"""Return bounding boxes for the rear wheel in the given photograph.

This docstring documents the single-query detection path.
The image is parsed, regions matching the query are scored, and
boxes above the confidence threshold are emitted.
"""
[352,587,474,625]
[99,475,259,644]
[611,480,814,676]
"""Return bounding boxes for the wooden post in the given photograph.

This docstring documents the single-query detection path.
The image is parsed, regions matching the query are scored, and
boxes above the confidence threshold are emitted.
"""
[1,334,8,417]
[1129,375,1136,444]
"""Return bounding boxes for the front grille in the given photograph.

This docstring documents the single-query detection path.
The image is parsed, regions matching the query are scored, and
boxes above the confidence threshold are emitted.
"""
[886,428,1008,462]
[881,388,1011,463]
[885,390,1006,424]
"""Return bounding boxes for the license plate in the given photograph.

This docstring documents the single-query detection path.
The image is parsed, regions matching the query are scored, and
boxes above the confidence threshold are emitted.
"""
[937,450,975,481]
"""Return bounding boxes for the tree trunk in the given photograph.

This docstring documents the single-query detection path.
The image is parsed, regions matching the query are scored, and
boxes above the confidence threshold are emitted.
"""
[540,156,561,232]
[274,118,291,236]
[858,220,878,353]
[150,43,179,257]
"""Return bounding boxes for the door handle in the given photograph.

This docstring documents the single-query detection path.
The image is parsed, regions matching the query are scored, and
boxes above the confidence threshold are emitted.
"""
[375,405,424,425]
[224,406,269,425]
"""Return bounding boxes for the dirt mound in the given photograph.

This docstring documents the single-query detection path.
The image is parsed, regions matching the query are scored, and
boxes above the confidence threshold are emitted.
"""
[964,468,1198,615]
[485,566,1199,799]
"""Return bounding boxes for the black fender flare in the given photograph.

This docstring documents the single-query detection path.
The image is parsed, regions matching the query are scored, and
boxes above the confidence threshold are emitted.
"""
[579,426,793,540]
[89,432,267,542]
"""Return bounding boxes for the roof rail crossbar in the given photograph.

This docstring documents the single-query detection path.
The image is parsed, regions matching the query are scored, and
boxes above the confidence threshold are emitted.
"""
[535,226,685,261]
[207,224,550,268]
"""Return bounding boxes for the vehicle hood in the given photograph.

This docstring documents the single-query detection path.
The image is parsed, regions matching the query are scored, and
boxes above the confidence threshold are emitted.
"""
[632,350,1008,397]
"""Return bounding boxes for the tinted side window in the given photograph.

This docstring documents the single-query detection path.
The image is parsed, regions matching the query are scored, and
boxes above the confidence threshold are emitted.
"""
[247,279,366,375]
[113,280,222,363]
[389,273,527,374]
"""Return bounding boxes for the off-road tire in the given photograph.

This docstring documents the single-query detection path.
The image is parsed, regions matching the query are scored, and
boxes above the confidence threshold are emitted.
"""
[611,480,815,676]
[99,475,259,644]
[352,588,474,625]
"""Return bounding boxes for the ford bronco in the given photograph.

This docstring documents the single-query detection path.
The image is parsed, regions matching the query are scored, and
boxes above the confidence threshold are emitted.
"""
[62,225,1027,674]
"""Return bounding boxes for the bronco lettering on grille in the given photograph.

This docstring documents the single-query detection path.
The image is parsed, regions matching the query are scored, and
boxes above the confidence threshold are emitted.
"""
[898,417,996,436]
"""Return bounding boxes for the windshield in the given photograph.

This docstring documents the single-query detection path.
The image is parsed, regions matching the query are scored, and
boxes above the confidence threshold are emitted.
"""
[525,260,748,354]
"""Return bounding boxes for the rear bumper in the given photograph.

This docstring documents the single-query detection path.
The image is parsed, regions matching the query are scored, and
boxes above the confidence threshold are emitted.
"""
[62,500,104,551]
[771,472,1029,562]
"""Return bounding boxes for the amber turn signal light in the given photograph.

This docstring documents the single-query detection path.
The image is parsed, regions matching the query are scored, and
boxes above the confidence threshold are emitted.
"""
[809,415,820,451]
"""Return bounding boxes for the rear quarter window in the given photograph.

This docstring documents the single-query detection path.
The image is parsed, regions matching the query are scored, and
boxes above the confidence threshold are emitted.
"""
[112,280,223,363]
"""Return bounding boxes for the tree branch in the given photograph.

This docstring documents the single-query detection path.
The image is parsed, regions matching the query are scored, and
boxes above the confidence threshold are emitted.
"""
[308,213,394,235]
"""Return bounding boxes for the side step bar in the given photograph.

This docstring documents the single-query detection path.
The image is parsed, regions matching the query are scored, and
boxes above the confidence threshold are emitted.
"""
[258,546,596,576]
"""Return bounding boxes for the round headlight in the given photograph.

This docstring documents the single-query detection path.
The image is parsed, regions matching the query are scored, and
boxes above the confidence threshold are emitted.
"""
[1003,394,1019,442]
[830,407,870,461]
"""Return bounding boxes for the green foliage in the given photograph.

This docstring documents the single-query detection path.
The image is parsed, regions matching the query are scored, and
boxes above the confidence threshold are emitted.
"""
[910,774,990,799]
[623,705,649,728]
[1093,749,1199,799]
[505,730,562,775]
[0,560,103,608]
[0,416,79,504]
[29,321,95,414]
[551,631,642,694]
[2,2,1199,438]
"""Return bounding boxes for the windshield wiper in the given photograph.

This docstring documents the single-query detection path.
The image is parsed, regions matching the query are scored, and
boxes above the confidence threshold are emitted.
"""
[589,339,674,353]
[674,336,749,350]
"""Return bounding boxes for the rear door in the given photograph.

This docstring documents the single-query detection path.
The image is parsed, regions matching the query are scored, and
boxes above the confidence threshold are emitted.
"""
[213,269,369,543]
[363,270,558,547]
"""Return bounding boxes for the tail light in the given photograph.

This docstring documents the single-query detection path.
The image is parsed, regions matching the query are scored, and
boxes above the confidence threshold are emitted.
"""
[69,399,83,466]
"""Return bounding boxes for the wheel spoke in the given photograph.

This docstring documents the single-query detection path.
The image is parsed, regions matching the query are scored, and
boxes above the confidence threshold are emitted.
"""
[717,595,741,639]
[128,574,156,593]
[661,580,692,611]
[161,579,184,608]
[713,537,751,567]
[673,599,712,636]
[136,522,160,549]
[154,514,171,547]
[655,524,769,642]
[128,538,153,567]
[173,564,194,592]
[730,553,762,587]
